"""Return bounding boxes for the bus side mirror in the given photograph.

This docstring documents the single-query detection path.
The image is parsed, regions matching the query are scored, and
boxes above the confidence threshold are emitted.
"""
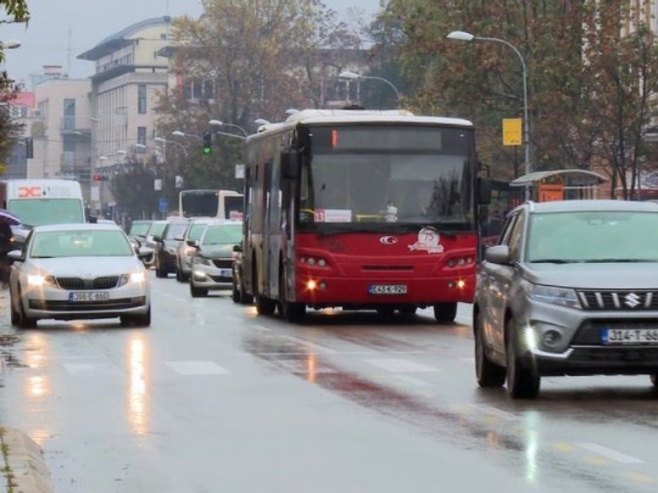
[478,177,491,205]
[281,152,300,179]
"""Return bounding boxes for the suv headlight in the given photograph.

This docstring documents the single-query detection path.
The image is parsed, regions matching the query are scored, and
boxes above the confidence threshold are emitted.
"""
[529,284,581,309]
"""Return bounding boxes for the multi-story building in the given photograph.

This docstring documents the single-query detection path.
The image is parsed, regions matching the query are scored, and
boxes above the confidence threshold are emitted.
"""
[4,91,35,179]
[32,75,93,195]
[77,16,172,213]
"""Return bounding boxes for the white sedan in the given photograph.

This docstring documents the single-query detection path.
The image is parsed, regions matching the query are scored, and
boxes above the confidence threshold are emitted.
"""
[9,223,151,328]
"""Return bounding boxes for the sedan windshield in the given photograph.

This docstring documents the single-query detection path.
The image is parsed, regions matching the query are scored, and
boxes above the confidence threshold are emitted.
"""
[527,211,658,262]
[31,230,134,258]
[129,221,152,236]
[202,223,242,246]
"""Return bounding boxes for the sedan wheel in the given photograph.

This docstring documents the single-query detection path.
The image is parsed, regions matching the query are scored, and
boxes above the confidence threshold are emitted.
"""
[474,312,506,388]
[651,374,658,387]
[505,320,540,399]
[16,291,37,329]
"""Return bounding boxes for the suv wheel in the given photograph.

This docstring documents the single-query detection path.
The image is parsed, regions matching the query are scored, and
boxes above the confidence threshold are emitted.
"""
[474,310,506,388]
[505,319,540,399]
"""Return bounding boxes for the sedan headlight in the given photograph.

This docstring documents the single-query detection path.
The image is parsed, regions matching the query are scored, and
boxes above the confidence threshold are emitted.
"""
[529,283,581,309]
[194,257,212,266]
[27,274,56,287]
[118,271,147,287]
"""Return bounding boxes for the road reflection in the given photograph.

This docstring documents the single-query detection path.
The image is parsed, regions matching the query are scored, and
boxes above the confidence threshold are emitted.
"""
[126,334,149,435]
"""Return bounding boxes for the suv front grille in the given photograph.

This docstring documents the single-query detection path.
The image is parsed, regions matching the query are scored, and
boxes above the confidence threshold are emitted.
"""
[577,290,658,311]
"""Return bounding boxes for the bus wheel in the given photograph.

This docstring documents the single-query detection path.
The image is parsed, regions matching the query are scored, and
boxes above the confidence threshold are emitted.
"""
[278,269,305,322]
[256,296,276,315]
[434,302,457,323]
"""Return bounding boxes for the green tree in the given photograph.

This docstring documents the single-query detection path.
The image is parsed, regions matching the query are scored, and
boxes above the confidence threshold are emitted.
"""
[385,0,658,194]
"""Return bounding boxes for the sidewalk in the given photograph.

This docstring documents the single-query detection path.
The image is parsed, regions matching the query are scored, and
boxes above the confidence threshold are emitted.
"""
[0,427,53,493]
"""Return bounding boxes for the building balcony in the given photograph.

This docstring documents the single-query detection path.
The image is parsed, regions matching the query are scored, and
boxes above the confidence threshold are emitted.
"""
[61,152,91,170]
[60,117,91,138]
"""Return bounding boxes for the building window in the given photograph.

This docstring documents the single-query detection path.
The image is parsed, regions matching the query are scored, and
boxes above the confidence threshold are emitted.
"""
[63,98,76,130]
[138,84,147,114]
[137,127,146,152]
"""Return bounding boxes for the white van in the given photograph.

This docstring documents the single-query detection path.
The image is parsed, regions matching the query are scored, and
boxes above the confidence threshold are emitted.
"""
[0,179,85,226]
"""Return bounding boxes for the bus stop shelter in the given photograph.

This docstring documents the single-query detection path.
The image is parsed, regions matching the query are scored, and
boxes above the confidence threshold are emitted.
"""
[510,169,608,202]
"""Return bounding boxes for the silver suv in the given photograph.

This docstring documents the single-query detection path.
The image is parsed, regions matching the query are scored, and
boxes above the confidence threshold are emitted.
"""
[474,200,658,398]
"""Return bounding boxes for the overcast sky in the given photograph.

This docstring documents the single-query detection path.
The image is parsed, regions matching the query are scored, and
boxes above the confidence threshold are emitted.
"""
[1,0,381,90]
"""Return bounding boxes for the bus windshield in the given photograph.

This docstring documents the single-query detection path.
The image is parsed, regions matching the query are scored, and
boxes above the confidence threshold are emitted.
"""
[9,199,84,226]
[181,191,219,217]
[299,126,474,230]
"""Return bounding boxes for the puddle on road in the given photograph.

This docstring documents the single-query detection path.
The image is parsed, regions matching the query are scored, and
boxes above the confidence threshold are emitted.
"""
[242,329,651,493]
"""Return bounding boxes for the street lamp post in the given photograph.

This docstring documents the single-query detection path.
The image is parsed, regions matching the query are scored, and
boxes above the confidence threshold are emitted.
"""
[338,70,401,108]
[208,119,248,137]
[447,30,531,200]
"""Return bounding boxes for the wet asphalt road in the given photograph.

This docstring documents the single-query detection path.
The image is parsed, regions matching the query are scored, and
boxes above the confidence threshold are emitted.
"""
[0,274,657,492]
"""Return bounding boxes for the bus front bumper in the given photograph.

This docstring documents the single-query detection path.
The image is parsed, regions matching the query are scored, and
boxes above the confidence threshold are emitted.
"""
[293,275,474,307]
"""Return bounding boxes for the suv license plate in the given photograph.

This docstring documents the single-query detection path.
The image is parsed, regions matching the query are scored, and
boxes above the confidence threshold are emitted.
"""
[69,291,110,302]
[603,329,658,344]
[368,284,407,295]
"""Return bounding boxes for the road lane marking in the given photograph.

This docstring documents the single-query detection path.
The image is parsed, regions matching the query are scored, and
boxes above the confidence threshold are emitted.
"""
[249,324,271,332]
[575,443,644,464]
[392,374,434,387]
[165,361,230,376]
[365,358,439,373]
[623,472,655,484]
[63,363,120,376]
[552,442,576,453]
[281,335,339,355]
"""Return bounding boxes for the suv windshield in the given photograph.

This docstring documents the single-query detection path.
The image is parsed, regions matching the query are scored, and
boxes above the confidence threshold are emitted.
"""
[527,211,658,262]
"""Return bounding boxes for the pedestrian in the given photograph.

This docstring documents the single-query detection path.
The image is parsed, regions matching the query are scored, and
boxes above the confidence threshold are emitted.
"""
[0,222,14,285]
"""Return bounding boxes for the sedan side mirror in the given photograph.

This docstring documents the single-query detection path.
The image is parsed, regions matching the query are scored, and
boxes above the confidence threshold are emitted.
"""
[485,245,511,265]
[186,239,199,248]
[152,235,163,243]
[174,235,184,242]
[7,249,24,262]
[233,244,243,253]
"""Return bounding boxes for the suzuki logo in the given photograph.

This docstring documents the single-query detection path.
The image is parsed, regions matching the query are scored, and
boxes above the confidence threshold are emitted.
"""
[379,236,398,245]
[624,292,641,308]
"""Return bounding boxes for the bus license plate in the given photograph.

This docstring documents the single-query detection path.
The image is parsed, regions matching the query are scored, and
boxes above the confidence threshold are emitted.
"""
[603,328,658,344]
[368,284,407,295]
[69,291,110,302]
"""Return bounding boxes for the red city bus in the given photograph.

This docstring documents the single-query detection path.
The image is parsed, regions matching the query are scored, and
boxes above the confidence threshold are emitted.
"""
[242,109,489,322]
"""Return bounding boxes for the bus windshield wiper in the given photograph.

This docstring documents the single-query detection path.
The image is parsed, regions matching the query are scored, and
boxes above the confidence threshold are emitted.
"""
[580,258,655,263]
[529,258,578,264]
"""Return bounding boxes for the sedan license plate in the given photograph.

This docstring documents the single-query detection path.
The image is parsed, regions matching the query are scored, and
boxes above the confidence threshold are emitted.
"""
[603,328,658,345]
[68,291,110,302]
[219,269,232,278]
[368,284,407,295]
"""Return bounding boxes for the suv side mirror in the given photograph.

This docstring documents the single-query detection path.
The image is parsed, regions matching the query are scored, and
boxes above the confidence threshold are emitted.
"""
[485,245,510,265]
[478,177,492,205]
[152,235,163,243]
[281,151,300,179]
[233,244,243,253]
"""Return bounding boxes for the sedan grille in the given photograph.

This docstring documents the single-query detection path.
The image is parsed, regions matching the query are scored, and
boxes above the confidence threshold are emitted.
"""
[56,276,120,290]
[212,259,232,269]
[577,290,658,311]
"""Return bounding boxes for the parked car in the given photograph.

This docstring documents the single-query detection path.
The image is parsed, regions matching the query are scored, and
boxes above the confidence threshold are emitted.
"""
[8,223,151,328]
[153,219,190,278]
[189,221,242,297]
[474,199,658,399]
[175,218,213,282]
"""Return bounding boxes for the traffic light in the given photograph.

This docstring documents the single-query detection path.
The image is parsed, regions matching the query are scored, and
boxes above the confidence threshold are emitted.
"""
[25,137,33,159]
[92,174,108,182]
[203,132,212,155]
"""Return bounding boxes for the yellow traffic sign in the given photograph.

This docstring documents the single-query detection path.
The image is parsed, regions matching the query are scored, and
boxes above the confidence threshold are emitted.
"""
[503,118,522,146]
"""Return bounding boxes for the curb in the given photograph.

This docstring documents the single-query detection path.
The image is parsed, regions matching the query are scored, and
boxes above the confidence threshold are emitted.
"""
[0,428,53,493]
